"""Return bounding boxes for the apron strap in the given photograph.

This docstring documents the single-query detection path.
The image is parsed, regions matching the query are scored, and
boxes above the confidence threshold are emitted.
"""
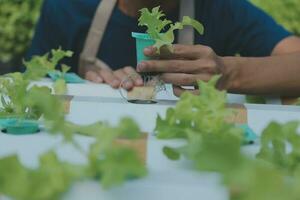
[178,0,195,45]
[79,0,195,75]
[79,0,117,75]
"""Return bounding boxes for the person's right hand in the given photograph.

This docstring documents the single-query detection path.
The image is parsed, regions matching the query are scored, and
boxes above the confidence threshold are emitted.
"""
[84,66,144,90]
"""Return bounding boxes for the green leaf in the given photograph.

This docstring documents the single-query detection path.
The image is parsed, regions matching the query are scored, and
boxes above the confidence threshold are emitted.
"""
[50,48,73,67]
[0,155,30,199]
[96,148,147,188]
[23,48,73,81]
[61,64,71,74]
[118,117,141,139]
[163,146,181,160]
[256,121,300,173]
[182,16,204,35]
[54,79,67,95]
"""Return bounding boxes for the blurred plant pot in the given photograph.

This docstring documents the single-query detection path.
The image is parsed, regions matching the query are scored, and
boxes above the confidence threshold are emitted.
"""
[0,118,40,135]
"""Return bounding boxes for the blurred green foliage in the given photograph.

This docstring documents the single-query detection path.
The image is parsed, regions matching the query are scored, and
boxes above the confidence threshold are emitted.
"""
[251,0,300,35]
[0,0,42,63]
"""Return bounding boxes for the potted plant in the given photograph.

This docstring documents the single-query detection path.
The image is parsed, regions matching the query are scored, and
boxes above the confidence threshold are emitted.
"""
[132,6,204,65]
[0,49,72,134]
[129,6,204,103]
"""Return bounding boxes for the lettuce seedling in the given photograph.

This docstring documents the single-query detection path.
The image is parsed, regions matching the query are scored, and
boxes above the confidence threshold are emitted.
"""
[138,6,204,52]
[155,76,244,170]
[155,77,300,200]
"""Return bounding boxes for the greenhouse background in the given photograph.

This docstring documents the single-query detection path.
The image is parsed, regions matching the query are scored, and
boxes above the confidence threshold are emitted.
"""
[0,0,299,74]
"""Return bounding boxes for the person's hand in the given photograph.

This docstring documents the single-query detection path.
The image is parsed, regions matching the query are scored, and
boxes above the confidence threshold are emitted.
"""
[84,66,143,90]
[137,44,228,96]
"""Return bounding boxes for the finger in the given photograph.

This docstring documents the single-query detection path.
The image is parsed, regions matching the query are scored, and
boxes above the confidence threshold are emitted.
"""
[137,60,200,74]
[138,58,219,74]
[143,46,172,59]
[144,44,210,60]
[114,69,134,90]
[114,69,127,81]
[169,44,212,60]
[123,66,143,86]
[173,85,200,97]
[85,70,103,83]
[98,69,120,88]
[161,73,211,86]
[143,46,157,57]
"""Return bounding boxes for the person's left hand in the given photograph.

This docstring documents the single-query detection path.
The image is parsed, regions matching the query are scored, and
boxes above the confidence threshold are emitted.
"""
[136,44,228,96]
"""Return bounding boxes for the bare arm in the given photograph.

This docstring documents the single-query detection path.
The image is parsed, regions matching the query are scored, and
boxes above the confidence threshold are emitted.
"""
[224,36,300,96]
[138,36,300,97]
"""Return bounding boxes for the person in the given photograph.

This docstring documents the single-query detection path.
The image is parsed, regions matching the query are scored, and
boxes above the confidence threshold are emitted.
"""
[28,0,300,96]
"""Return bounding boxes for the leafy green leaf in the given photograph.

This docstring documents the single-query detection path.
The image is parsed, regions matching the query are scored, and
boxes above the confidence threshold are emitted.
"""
[163,146,181,161]
[23,48,72,82]
[54,79,67,95]
[256,121,300,174]
[182,16,204,35]
[117,117,141,139]
[0,155,30,199]
[50,48,73,67]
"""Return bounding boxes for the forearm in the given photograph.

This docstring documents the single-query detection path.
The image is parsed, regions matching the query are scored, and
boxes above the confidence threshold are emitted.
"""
[223,52,300,96]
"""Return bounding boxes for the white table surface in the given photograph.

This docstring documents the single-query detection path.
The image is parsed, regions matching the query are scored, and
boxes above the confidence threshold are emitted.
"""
[1,80,300,200]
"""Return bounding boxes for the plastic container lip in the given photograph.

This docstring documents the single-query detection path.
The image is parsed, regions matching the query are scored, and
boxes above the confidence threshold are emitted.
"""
[0,118,40,135]
[131,32,152,40]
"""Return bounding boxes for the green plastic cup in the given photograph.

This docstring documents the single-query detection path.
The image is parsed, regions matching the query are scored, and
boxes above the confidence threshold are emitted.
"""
[1,118,39,135]
[132,32,158,78]
[132,32,155,64]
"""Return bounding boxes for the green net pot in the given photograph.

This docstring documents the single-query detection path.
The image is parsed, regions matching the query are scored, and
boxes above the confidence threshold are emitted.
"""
[131,32,155,64]
[131,32,160,77]
[1,118,39,135]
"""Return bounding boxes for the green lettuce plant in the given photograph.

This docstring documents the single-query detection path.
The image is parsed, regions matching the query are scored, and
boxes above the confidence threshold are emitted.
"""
[156,76,300,200]
[0,0,43,63]
[0,48,72,119]
[138,6,204,52]
[155,76,244,170]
